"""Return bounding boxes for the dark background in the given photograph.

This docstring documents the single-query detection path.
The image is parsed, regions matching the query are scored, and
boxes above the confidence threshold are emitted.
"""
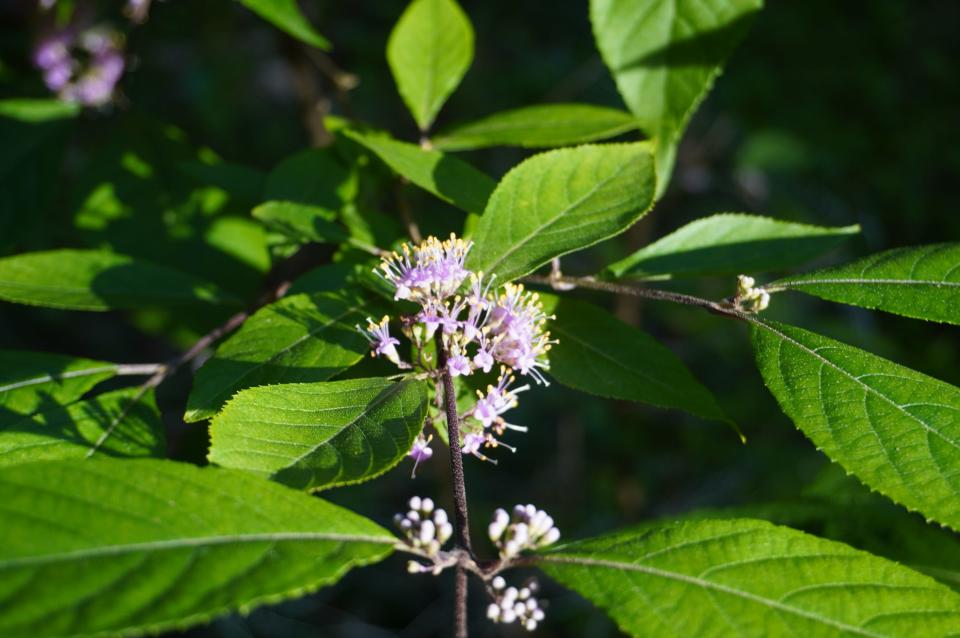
[1,1,959,636]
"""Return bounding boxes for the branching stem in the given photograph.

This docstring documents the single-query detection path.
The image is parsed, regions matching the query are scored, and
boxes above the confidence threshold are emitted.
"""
[521,274,755,322]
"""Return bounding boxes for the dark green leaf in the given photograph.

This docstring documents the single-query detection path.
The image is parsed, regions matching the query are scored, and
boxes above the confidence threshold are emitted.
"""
[0,250,238,311]
[387,0,474,130]
[771,244,960,325]
[0,458,395,638]
[540,517,960,637]
[467,143,656,282]
[184,291,373,422]
[0,99,78,251]
[606,213,859,279]
[0,387,164,466]
[236,0,331,49]
[433,103,639,151]
[210,378,428,490]
[542,295,727,423]
[344,129,494,213]
[590,0,762,196]
[752,319,960,531]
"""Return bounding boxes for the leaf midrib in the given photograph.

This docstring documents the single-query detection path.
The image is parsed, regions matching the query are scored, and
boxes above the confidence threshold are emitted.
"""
[776,278,960,289]
[0,531,396,570]
[540,554,887,638]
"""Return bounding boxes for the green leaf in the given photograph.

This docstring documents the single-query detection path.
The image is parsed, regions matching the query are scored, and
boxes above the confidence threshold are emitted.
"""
[264,148,356,211]
[252,201,350,245]
[607,213,860,279]
[184,291,373,422]
[0,98,80,123]
[467,143,656,282]
[210,378,428,490]
[433,103,640,151]
[751,319,960,531]
[387,0,474,130]
[0,351,117,423]
[236,0,331,50]
[0,387,164,466]
[344,129,494,213]
[0,458,394,638]
[540,517,960,637]
[590,0,762,196]
[541,295,726,423]
[0,250,238,311]
[771,244,960,325]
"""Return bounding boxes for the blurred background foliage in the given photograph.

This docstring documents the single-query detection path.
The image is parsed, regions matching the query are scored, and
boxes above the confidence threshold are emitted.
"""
[1,1,958,635]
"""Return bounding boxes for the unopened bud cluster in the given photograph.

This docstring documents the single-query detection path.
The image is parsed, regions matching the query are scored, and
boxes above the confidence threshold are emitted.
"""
[357,234,556,472]
[394,496,452,558]
[736,275,770,313]
[489,504,560,558]
[486,576,546,631]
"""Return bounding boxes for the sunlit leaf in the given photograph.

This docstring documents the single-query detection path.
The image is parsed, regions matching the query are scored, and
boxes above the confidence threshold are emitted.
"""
[0,458,395,638]
[467,143,656,282]
[606,213,859,279]
[184,291,373,422]
[210,378,428,490]
[344,129,494,213]
[752,319,960,531]
[771,244,960,325]
[387,0,474,130]
[434,103,639,151]
[590,0,762,196]
[0,250,238,311]
[540,517,960,637]
[236,0,331,49]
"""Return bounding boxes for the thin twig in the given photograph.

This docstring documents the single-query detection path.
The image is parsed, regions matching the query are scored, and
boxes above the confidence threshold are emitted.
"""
[521,274,753,321]
[435,336,473,638]
[86,273,298,457]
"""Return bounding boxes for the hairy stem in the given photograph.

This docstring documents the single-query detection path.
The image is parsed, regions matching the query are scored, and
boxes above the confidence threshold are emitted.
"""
[435,336,473,638]
[454,566,468,638]
[522,274,754,321]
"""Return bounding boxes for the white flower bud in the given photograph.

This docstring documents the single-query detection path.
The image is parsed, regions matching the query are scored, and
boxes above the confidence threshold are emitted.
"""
[487,604,500,620]
[433,509,448,525]
[421,497,434,513]
[408,496,421,511]
[492,576,506,590]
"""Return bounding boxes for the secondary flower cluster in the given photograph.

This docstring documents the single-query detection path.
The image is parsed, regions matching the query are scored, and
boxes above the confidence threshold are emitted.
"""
[489,504,561,559]
[394,496,452,561]
[735,275,770,313]
[33,26,124,107]
[487,576,546,631]
[358,234,555,468]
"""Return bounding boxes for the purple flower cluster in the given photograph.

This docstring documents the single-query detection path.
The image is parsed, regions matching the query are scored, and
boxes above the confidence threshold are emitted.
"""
[358,234,555,472]
[33,26,124,107]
